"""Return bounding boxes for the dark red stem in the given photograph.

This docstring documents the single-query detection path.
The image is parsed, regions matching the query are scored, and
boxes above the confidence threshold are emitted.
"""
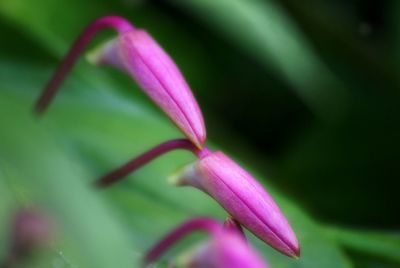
[144,217,221,265]
[95,138,202,188]
[34,16,134,114]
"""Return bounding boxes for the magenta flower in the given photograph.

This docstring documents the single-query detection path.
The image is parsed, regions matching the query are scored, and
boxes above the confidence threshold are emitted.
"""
[95,139,300,258]
[173,150,299,257]
[34,16,206,147]
[144,217,268,268]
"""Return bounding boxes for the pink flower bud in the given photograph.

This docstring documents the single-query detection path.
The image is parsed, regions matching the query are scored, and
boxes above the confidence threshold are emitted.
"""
[145,217,268,268]
[186,231,267,268]
[172,150,300,257]
[89,29,206,148]
[35,16,205,148]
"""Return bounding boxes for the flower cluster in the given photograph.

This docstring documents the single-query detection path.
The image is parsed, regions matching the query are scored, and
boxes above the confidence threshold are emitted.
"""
[36,16,300,266]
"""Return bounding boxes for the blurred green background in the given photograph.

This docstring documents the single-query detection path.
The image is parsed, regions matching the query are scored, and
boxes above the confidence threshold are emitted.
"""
[0,0,399,267]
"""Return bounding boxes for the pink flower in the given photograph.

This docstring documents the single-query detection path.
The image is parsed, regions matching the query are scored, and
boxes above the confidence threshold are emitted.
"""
[186,231,267,268]
[35,16,206,148]
[172,149,300,257]
[145,217,268,268]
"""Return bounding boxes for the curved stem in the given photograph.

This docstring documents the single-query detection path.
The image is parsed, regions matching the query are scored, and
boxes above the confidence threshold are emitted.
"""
[34,16,134,114]
[95,138,202,188]
[144,217,221,265]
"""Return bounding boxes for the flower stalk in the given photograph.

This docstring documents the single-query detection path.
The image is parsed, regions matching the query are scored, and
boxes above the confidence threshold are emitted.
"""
[34,16,134,114]
[95,138,201,187]
[144,217,221,264]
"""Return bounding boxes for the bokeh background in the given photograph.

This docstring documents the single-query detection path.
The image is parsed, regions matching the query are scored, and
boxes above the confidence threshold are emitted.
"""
[0,0,399,267]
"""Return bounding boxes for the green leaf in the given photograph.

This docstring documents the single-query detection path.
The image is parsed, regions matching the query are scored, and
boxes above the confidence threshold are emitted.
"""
[324,226,400,264]
[0,59,352,267]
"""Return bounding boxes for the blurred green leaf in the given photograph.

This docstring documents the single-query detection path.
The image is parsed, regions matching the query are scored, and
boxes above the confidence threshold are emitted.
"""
[324,226,400,263]
[170,0,348,121]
